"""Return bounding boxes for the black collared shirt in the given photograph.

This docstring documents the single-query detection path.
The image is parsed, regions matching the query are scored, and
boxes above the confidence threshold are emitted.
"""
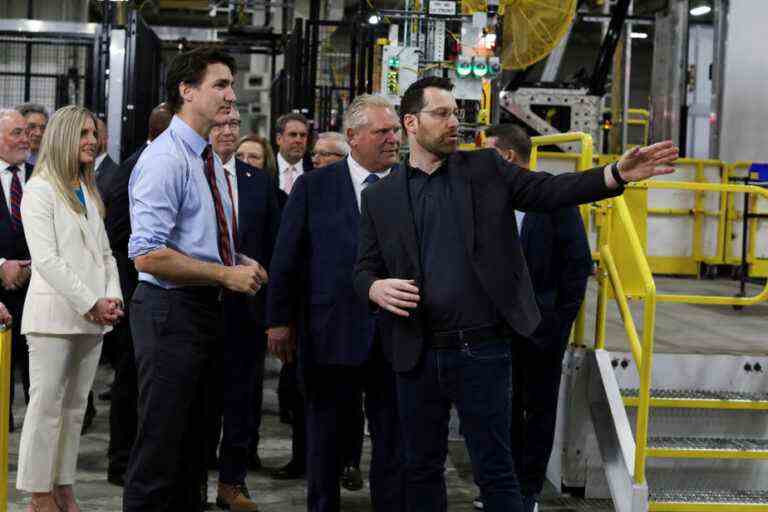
[407,163,498,331]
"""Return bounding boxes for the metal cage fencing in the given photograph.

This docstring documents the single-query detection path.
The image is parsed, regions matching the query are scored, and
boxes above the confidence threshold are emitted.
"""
[0,36,91,113]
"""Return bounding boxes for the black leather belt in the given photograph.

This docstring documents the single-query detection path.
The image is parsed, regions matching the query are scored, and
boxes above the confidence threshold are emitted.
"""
[427,324,512,350]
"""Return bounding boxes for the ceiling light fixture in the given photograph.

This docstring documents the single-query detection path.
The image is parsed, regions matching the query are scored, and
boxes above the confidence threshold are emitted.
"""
[630,32,648,39]
[368,14,381,25]
[690,5,712,16]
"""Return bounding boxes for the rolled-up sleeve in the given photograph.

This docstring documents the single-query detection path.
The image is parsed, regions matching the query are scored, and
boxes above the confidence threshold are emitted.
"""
[128,152,185,259]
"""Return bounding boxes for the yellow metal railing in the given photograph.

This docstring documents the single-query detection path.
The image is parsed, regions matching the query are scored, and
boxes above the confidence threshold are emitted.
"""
[530,132,595,347]
[595,180,768,487]
[595,195,658,484]
[0,326,10,512]
[627,108,650,148]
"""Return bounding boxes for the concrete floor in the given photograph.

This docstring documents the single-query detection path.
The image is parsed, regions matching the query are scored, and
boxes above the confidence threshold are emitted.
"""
[6,275,765,511]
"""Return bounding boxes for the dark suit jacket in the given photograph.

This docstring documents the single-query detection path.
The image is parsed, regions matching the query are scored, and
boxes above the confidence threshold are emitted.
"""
[267,158,387,368]
[0,163,33,306]
[519,208,592,349]
[353,149,623,373]
[233,159,280,326]
[96,154,119,179]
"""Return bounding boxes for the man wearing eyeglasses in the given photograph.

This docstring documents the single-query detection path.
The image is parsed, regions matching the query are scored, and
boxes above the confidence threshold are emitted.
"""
[353,76,679,512]
[208,108,280,511]
[310,132,349,169]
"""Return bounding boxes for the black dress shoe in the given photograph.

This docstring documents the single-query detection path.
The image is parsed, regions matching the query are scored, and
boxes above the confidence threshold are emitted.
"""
[98,388,112,401]
[107,472,125,487]
[271,461,305,480]
[247,452,262,471]
[340,465,364,491]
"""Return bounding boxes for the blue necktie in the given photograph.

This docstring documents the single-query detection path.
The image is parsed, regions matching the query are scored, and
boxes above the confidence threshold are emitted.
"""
[363,173,380,187]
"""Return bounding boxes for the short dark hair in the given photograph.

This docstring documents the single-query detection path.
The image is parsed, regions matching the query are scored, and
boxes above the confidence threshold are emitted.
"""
[165,47,237,113]
[399,76,454,126]
[16,102,48,119]
[485,124,532,162]
[275,113,309,134]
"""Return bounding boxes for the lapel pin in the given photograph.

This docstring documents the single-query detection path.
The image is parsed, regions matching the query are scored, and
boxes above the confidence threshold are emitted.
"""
[246,172,252,177]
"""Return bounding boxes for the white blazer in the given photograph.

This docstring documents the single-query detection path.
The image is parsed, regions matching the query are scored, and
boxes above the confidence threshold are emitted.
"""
[20,175,122,336]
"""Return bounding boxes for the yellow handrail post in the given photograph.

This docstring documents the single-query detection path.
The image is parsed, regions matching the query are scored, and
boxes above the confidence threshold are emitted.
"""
[0,326,11,512]
[692,162,705,265]
[595,201,613,350]
[634,284,657,485]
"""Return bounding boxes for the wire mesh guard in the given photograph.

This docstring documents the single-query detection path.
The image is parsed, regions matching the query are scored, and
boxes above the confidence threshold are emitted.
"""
[312,23,352,132]
[0,37,90,114]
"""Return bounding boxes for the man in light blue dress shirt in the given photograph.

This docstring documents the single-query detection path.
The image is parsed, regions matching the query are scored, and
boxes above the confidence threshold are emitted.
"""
[123,47,267,512]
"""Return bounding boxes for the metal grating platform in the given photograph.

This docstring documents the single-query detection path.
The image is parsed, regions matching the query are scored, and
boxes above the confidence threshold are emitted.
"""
[647,436,768,459]
[650,489,768,504]
[539,497,615,511]
[621,388,768,410]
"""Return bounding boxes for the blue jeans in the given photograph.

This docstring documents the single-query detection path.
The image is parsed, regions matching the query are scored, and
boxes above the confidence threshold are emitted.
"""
[396,338,523,512]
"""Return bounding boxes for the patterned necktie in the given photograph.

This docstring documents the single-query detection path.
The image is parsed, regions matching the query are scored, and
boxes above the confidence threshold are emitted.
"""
[201,146,234,266]
[8,166,22,232]
[284,165,297,194]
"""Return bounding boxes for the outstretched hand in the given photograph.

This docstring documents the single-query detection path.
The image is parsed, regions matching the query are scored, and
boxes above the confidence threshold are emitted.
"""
[617,140,679,183]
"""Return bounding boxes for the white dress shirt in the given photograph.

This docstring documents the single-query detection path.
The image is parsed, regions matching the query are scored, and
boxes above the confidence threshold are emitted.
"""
[347,155,391,211]
[277,153,304,194]
[515,210,526,231]
[0,159,28,268]
[222,156,239,215]
[94,153,107,173]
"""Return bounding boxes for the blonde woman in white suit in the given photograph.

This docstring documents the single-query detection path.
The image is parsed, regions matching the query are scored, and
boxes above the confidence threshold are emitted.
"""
[16,105,123,512]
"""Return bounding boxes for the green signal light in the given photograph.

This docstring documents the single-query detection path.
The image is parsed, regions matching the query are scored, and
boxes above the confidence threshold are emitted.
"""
[456,60,472,77]
[472,60,488,78]
[388,57,400,69]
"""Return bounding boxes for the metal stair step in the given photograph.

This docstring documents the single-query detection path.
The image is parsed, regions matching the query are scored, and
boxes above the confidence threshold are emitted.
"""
[621,388,768,410]
[647,436,768,459]
[649,489,768,511]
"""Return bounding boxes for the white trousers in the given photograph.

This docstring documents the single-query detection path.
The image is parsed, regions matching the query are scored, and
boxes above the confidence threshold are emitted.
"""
[16,333,102,492]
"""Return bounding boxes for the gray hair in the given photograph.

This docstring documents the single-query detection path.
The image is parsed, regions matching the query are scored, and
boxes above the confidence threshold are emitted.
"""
[16,102,48,120]
[343,94,397,133]
[316,131,350,155]
[0,108,22,130]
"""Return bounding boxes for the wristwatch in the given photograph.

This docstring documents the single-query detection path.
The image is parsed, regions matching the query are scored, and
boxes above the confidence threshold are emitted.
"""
[611,161,627,186]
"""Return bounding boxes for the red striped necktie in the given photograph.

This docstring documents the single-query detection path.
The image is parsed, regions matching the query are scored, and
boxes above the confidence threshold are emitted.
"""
[8,165,22,232]
[201,146,234,266]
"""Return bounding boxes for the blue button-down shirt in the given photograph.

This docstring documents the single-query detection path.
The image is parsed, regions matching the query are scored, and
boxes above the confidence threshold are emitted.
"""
[128,115,236,289]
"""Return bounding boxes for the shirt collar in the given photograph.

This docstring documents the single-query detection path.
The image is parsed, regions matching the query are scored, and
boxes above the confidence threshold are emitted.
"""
[0,158,22,173]
[95,153,107,170]
[347,154,391,183]
[170,115,208,157]
[278,152,303,174]
[222,155,237,177]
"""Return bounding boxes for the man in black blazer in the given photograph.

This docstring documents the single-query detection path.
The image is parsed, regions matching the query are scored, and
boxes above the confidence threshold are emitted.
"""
[0,109,33,431]
[96,103,172,486]
[95,118,120,179]
[479,124,593,512]
[209,109,280,511]
[353,77,678,512]
[268,95,405,512]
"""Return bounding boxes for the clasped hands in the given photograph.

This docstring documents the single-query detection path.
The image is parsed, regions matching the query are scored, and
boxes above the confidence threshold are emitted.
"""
[0,259,30,290]
[222,254,268,296]
[85,298,124,326]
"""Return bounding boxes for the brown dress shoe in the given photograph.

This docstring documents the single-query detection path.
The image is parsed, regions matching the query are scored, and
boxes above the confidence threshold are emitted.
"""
[216,482,259,512]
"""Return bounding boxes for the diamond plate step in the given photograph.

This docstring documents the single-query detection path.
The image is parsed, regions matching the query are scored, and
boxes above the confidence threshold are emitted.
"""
[622,388,768,410]
[649,489,768,511]
[646,436,768,459]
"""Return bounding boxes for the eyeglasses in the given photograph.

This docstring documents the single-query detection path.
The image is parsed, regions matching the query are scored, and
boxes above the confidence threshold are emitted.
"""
[419,108,460,121]
[213,120,241,131]
[311,150,346,158]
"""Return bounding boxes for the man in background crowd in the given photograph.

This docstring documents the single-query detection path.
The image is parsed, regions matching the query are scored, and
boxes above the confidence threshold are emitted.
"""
[275,113,313,195]
[208,108,280,511]
[476,123,593,512]
[310,132,349,169]
[0,109,32,432]
[94,118,119,178]
[16,103,46,167]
